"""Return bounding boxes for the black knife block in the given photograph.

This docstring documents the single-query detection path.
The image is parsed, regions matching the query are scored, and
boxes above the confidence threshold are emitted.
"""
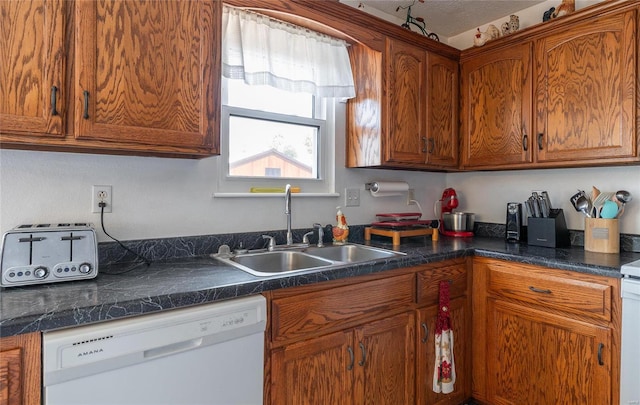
[527,209,570,248]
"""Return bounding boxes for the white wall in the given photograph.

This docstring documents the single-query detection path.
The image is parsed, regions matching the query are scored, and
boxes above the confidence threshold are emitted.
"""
[0,104,447,242]
[447,0,604,50]
[446,167,640,235]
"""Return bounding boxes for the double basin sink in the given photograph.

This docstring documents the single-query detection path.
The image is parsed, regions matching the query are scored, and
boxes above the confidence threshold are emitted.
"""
[213,244,405,277]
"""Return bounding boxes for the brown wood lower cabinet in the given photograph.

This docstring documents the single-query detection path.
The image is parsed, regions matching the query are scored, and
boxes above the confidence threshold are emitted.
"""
[266,259,472,405]
[271,311,415,405]
[0,332,41,405]
[472,257,621,405]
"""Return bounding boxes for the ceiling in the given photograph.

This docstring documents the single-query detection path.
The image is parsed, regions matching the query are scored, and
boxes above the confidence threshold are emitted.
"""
[348,0,547,38]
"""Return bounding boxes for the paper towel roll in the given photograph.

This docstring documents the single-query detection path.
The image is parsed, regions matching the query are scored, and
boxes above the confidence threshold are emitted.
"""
[369,181,409,197]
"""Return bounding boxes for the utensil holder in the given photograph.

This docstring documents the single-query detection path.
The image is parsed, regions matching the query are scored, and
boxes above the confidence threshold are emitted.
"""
[584,218,619,253]
[527,209,570,248]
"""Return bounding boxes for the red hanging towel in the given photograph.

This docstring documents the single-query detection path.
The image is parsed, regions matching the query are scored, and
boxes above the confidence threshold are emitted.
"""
[433,280,456,394]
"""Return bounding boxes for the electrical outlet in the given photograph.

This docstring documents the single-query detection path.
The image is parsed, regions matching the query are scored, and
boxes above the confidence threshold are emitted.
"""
[92,185,112,213]
[407,188,416,205]
[345,188,360,207]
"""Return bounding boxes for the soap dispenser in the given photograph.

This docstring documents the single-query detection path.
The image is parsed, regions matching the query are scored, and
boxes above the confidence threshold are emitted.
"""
[332,206,349,245]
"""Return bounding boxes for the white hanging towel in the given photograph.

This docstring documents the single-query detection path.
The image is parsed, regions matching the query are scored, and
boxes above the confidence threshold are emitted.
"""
[433,280,456,394]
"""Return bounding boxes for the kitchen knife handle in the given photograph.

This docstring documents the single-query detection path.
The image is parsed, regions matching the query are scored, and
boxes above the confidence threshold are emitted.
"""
[51,86,59,116]
[537,133,544,150]
[83,90,90,119]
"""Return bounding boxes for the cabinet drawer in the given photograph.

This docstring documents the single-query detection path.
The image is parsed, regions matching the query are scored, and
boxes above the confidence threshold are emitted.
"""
[271,273,414,343]
[417,261,468,305]
[486,261,612,322]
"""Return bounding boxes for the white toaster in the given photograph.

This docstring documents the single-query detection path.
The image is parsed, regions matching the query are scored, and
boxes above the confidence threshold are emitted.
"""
[1,223,98,287]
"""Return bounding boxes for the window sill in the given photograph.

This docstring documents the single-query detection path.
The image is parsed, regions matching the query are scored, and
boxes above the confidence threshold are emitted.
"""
[213,192,340,198]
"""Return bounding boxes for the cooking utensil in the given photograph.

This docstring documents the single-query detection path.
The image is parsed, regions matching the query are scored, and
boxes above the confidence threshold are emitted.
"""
[442,212,475,232]
[600,200,619,219]
[615,190,632,218]
[575,195,592,217]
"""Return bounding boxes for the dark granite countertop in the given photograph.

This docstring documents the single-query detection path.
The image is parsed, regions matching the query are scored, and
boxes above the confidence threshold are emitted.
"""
[2,236,639,338]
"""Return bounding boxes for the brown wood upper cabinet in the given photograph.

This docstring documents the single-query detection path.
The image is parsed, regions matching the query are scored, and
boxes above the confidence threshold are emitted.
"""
[0,0,65,137]
[461,6,638,170]
[348,37,459,170]
[461,43,533,168]
[74,0,220,156]
[1,0,220,158]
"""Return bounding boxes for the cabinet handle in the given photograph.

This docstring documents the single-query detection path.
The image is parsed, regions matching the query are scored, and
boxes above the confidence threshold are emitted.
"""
[421,136,427,153]
[522,124,528,151]
[347,346,354,370]
[597,343,604,366]
[358,342,366,366]
[83,90,90,119]
[528,286,552,294]
[537,133,544,150]
[428,138,435,154]
[51,86,59,116]
[421,322,429,343]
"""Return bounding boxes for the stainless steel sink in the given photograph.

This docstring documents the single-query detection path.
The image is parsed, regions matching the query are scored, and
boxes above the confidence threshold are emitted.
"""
[213,244,404,277]
[217,251,334,277]
[303,244,403,263]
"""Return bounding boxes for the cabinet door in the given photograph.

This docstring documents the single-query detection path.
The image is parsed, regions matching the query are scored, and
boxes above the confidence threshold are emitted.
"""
[486,299,611,405]
[426,52,459,168]
[0,0,64,136]
[74,0,219,154]
[461,43,533,168]
[355,312,415,405]
[384,38,427,166]
[535,10,636,163]
[0,333,41,405]
[270,330,354,405]
[416,298,469,405]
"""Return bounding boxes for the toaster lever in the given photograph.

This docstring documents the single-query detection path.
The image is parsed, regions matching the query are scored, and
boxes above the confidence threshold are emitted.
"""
[18,236,45,243]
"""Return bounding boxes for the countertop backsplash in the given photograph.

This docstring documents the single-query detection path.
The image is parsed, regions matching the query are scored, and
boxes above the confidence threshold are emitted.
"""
[99,222,640,267]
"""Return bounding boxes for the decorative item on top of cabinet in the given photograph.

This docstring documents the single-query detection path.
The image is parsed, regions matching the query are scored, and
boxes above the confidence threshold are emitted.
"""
[473,25,501,47]
[0,0,65,138]
[74,0,220,156]
[397,0,439,42]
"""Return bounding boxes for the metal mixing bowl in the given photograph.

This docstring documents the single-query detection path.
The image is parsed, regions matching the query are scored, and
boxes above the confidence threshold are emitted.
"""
[443,212,475,232]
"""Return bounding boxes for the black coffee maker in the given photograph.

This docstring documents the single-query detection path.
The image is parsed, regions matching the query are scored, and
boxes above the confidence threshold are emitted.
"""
[505,202,525,242]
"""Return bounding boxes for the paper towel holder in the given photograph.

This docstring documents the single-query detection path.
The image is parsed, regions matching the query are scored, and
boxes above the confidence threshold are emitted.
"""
[365,181,409,192]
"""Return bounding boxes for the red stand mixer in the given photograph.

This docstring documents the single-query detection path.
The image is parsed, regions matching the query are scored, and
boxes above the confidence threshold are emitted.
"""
[437,188,474,237]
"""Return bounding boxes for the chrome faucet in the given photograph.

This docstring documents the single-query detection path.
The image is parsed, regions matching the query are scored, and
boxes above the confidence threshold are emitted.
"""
[285,184,293,246]
[313,223,324,247]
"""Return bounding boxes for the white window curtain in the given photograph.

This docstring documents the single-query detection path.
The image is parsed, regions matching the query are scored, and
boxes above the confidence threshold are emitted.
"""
[222,5,356,99]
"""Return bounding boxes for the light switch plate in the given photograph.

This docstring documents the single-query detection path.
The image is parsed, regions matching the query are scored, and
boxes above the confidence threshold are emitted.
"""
[345,188,360,207]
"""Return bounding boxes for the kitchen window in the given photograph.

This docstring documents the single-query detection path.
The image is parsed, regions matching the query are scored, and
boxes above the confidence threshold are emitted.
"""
[216,5,354,195]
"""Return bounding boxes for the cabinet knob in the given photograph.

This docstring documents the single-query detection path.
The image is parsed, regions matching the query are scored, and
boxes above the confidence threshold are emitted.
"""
[358,342,366,366]
[538,133,544,150]
[522,124,528,151]
[421,136,428,153]
[428,138,435,154]
[83,91,90,119]
[597,343,604,366]
[51,86,59,116]
[347,346,354,370]
[528,286,552,294]
[421,322,429,343]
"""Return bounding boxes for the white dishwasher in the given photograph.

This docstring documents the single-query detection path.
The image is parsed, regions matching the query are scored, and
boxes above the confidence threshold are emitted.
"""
[621,259,640,405]
[43,295,266,405]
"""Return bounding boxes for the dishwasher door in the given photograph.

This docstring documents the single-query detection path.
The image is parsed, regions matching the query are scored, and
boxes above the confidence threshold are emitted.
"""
[43,295,266,405]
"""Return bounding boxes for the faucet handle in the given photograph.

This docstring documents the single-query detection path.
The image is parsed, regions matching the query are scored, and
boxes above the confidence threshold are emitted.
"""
[262,235,276,251]
[313,223,324,248]
[302,231,314,244]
